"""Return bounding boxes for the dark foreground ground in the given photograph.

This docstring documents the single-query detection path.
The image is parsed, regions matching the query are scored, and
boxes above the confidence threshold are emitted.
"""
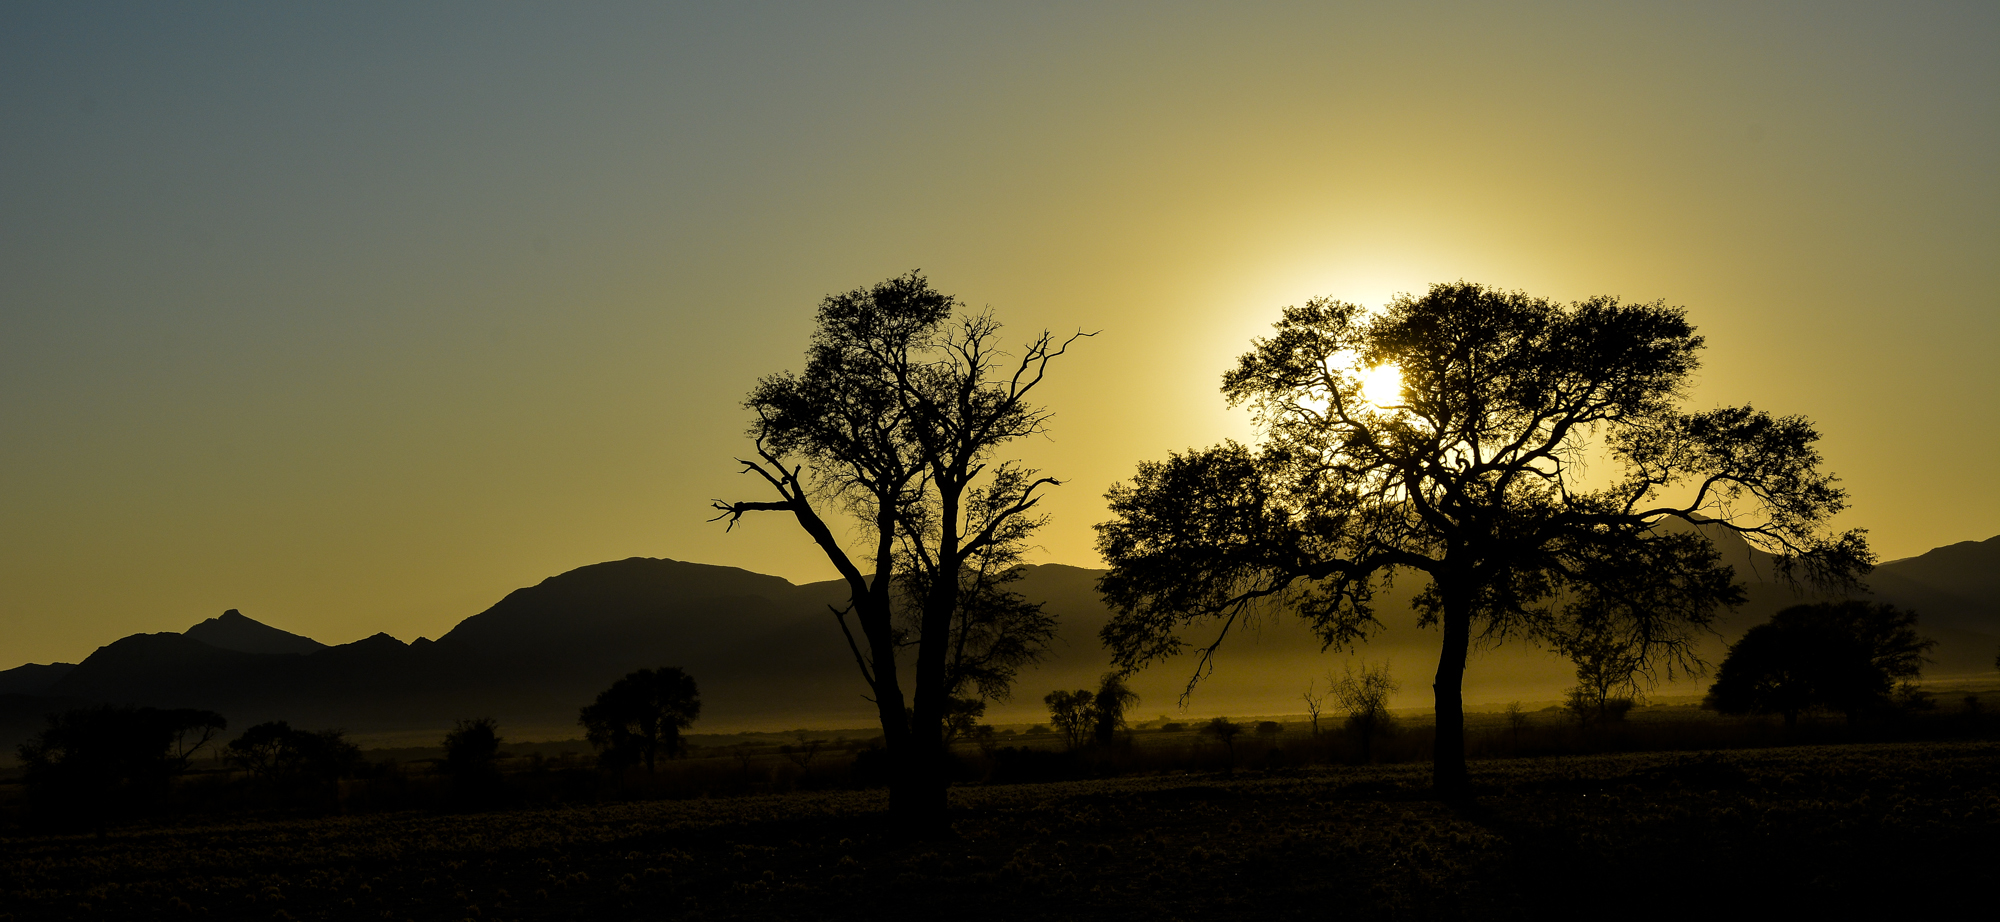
[2,740,1994,921]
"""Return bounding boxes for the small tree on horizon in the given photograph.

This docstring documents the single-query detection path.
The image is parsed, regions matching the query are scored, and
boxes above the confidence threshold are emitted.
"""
[1091,672,1141,744]
[226,721,360,786]
[941,695,987,747]
[1504,701,1529,746]
[1044,689,1095,750]
[1200,717,1244,765]
[1331,661,1398,763]
[1558,614,1647,727]
[442,718,503,795]
[579,666,702,773]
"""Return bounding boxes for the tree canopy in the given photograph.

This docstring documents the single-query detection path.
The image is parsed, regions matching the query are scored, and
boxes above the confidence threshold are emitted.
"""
[226,721,361,784]
[1704,601,1933,725]
[579,666,702,773]
[17,705,226,826]
[1097,282,1869,796]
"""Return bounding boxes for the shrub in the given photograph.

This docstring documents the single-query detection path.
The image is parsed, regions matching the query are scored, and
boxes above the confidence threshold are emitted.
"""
[442,718,504,800]
[17,706,226,828]
[579,667,702,772]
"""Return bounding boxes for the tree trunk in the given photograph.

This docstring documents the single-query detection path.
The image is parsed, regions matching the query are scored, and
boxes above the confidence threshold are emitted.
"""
[895,568,960,838]
[863,605,936,835]
[880,684,943,835]
[892,702,949,838]
[1432,591,1472,799]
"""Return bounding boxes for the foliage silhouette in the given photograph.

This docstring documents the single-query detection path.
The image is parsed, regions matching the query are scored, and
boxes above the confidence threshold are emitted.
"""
[579,666,701,773]
[1332,661,1399,763]
[1505,701,1529,745]
[1092,672,1140,744]
[1704,601,1934,726]
[442,717,504,797]
[1200,717,1243,764]
[941,695,987,747]
[1097,282,1869,796]
[1556,607,1651,727]
[16,705,225,828]
[1302,681,1327,735]
[712,271,1085,833]
[1563,689,1634,727]
[1044,688,1096,750]
[225,721,361,785]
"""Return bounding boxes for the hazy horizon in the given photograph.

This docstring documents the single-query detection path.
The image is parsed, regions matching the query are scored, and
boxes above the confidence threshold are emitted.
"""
[4,3,1995,666]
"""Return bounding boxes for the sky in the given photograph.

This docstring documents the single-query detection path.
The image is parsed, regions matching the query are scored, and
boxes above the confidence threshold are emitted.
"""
[3,2,1996,667]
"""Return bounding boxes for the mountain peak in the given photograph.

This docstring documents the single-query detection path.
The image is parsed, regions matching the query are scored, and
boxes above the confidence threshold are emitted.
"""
[183,609,328,655]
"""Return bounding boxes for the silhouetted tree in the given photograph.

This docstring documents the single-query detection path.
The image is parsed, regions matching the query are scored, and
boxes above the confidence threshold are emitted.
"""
[712,272,1085,833]
[1504,701,1529,745]
[1563,688,1634,727]
[226,720,294,779]
[579,666,701,773]
[442,717,503,795]
[1044,688,1095,750]
[227,721,361,785]
[1557,611,1648,727]
[941,695,987,746]
[1092,672,1141,744]
[17,706,225,827]
[1704,601,1933,727]
[1200,717,1243,764]
[1302,681,1326,735]
[783,731,824,771]
[1332,661,1398,763]
[1097,283,1868,796]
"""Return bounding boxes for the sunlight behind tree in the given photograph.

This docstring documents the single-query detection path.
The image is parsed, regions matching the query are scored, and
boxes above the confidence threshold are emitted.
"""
[1356,363,1404,409]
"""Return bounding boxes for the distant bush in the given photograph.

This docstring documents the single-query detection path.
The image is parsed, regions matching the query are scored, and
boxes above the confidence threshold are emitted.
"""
[1564,691,1635,727]
[1333,661,1398,763]
[17,705,226,829]
[1200,718,1244,766]
[226,721,361,786]
[1044,689,1096,750]
[442,718,504,801]
[1092,673,1140,744]
[1705,601,1934,726]
[579,666,702,772]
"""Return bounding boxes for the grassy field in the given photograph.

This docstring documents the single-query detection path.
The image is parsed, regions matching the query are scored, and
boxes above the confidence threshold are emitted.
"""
[1,737,1993,921]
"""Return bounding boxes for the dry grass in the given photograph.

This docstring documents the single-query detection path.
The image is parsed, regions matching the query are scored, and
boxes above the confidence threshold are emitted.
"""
[1,739,1993,920]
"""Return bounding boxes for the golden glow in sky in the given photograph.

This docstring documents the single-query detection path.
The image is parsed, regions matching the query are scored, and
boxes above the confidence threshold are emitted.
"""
[0,3,1994,665]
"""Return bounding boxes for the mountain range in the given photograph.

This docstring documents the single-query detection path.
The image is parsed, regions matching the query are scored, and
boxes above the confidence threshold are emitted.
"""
[2,530,1994,752]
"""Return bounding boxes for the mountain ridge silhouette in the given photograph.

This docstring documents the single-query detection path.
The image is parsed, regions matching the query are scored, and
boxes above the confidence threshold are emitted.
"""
[184,609,327,655]
[2,533,1994,752]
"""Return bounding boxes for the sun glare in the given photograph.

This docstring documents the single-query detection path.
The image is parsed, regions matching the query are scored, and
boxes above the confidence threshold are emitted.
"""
[1359,363,1404,409]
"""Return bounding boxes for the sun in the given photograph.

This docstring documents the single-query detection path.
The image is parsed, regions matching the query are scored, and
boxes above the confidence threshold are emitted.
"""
[1358,363,1404,409]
